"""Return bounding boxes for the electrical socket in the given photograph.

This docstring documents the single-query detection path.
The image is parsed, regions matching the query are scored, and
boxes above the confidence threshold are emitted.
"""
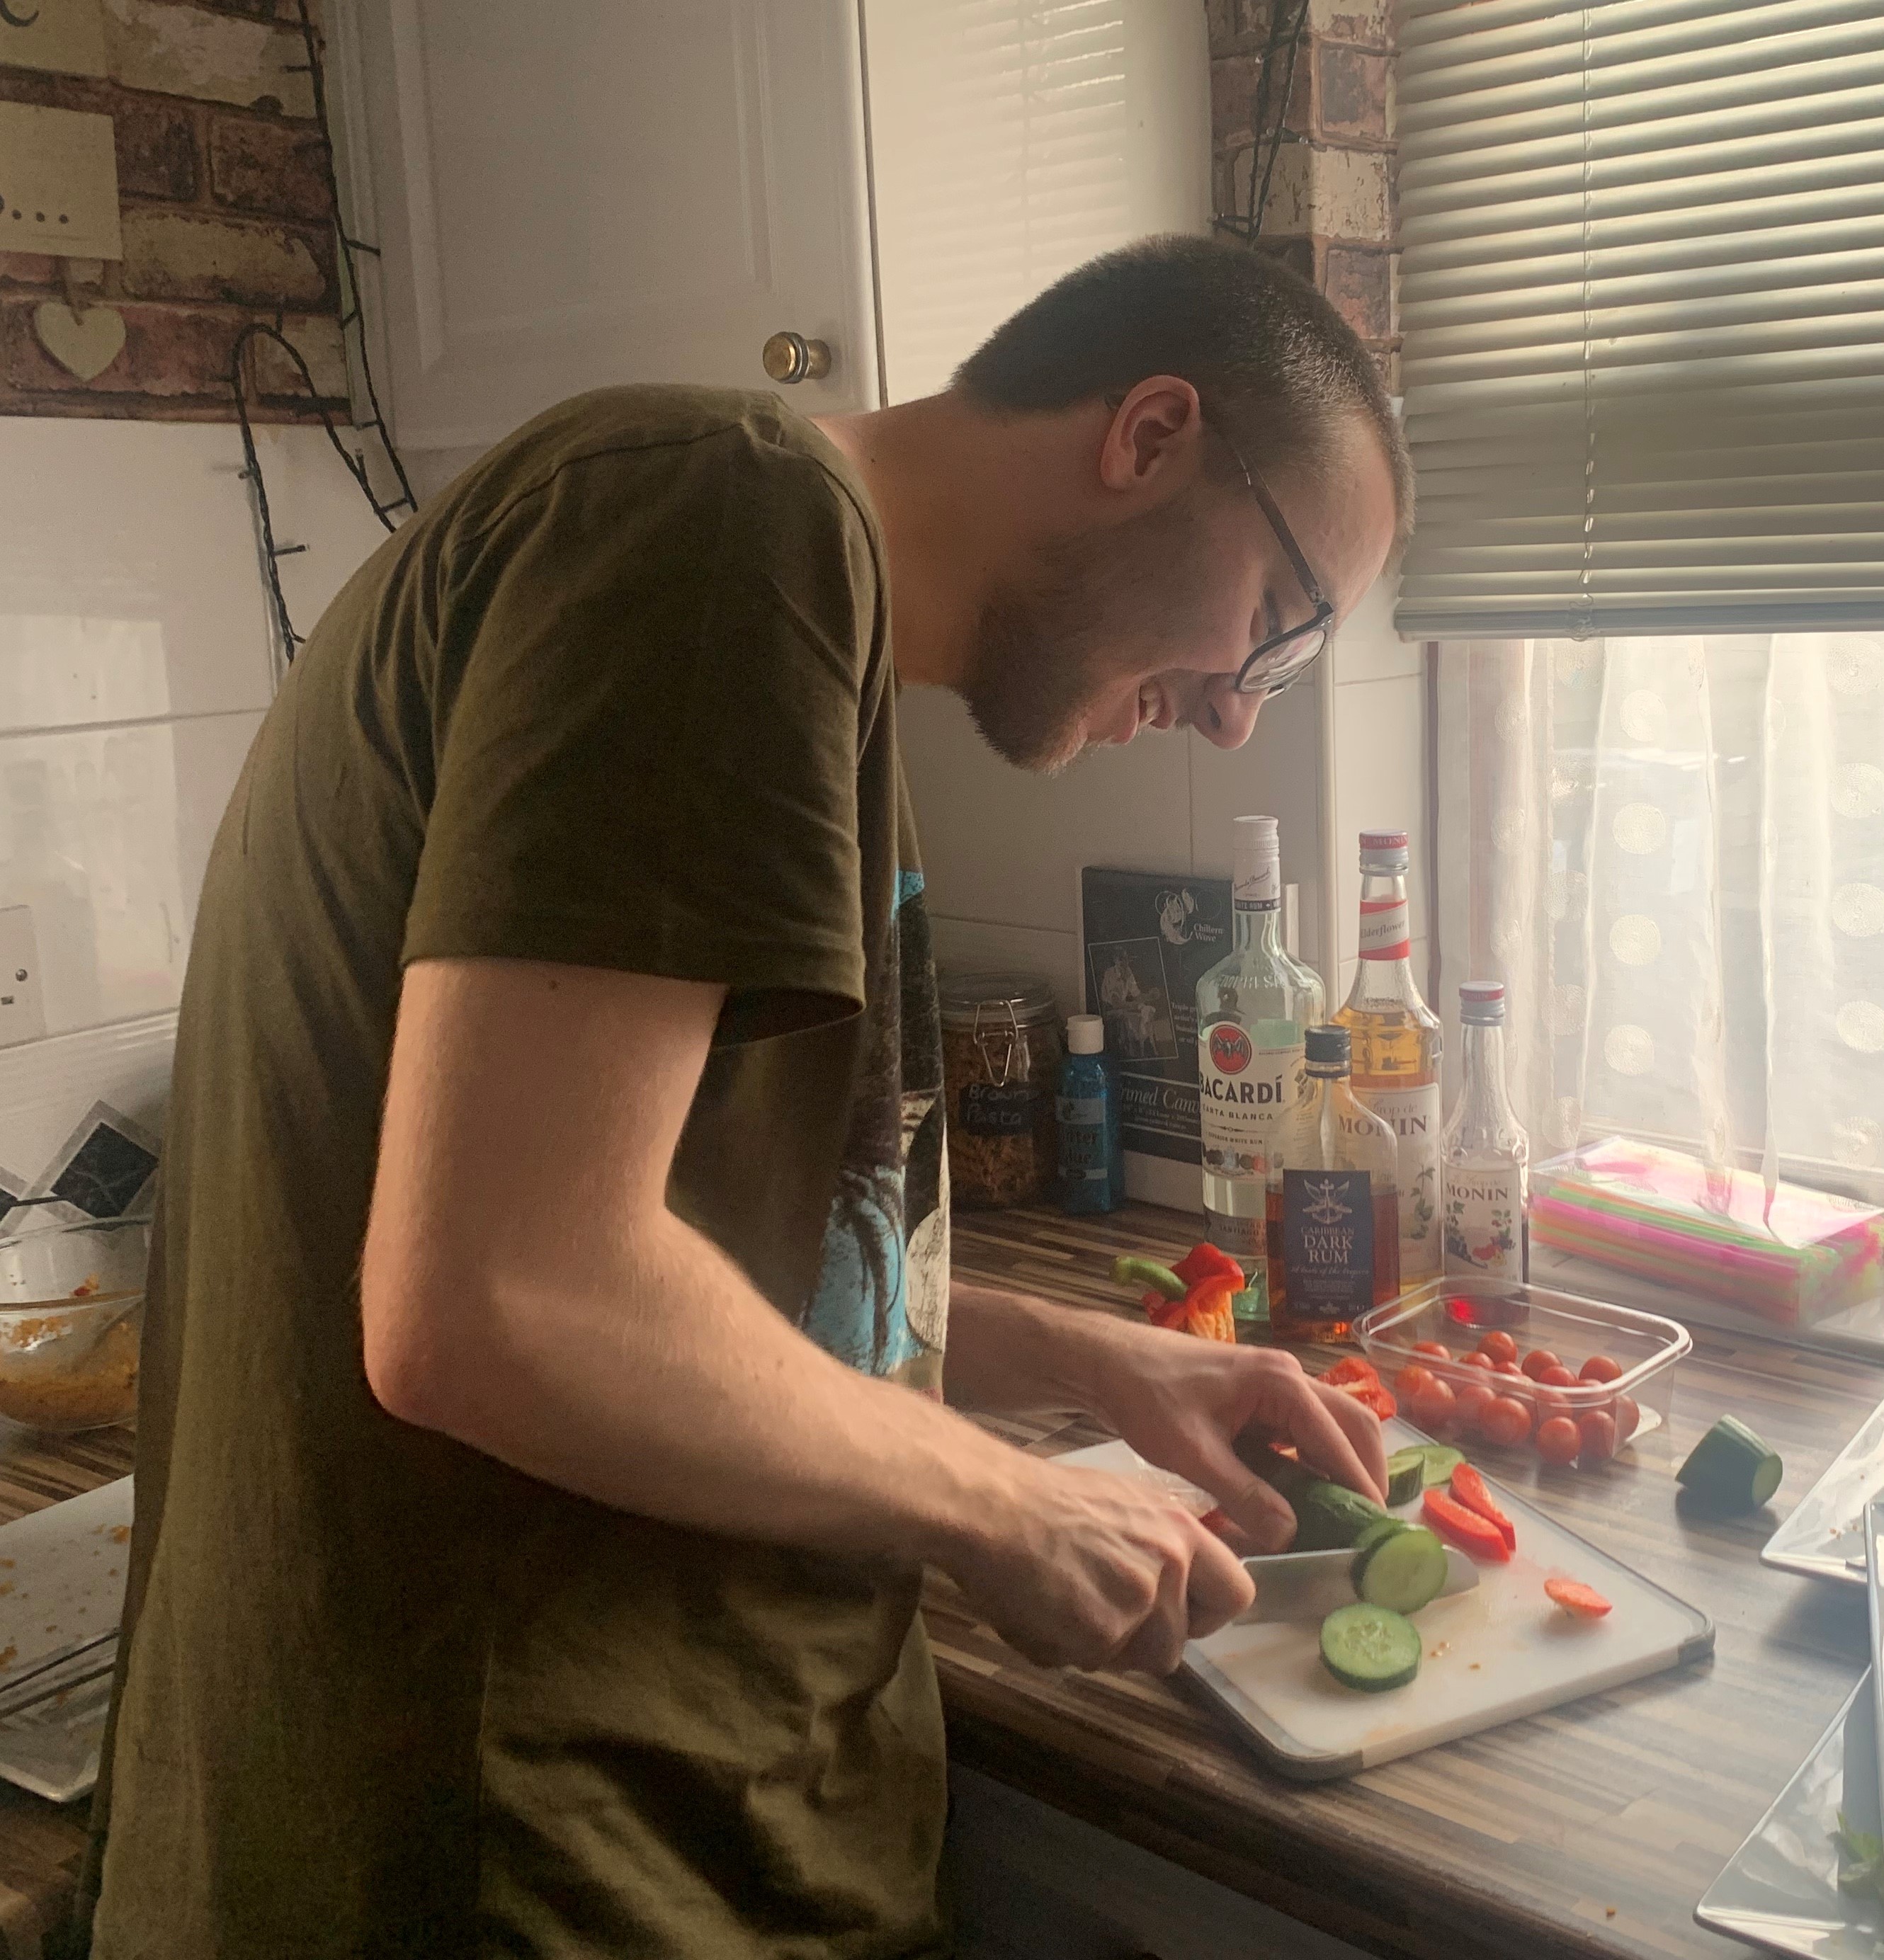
[0,908,47,1048]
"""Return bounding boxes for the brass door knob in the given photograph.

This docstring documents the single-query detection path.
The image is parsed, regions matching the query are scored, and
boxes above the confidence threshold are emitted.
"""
[762,331,832,384]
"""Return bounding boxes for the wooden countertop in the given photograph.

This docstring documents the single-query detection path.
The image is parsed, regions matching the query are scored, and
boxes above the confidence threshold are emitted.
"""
[939,1201,1881,1960]
[0,1209,1874,1960]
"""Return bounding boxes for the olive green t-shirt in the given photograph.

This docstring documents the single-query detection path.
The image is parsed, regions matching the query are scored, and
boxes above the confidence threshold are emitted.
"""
[79,388,952,1959]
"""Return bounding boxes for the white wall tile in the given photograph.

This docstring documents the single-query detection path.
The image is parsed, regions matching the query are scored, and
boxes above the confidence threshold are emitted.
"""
[900,686,1193,935]
[927,916,1083,1020]
[1188,679,1326,969]
[0,1013,175,1193]
[1332,565,1421,686]
[1332,671,1429,961]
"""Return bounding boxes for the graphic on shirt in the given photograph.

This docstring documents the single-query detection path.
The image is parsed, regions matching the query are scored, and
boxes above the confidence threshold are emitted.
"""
[802,866,948,1391]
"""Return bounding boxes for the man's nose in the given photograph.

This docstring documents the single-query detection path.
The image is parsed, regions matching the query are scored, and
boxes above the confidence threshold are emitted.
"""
[1193,679,1264,751]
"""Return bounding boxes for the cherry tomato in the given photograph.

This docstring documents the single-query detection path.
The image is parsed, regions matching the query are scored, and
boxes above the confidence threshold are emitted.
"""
[1408,1375,1458,1433]
[1454,1381,1496,1435]
[1536,1364,1579,1389]
[1536,1415,1582,1465]
[1521,1350,1562,1381]
[1579,1355,1623,1384]
[1394,1364,1439,1402]
[1477,1331,1519,1367]
[1493,1360,1526,1379]
[1413,1340,1452,1360]
[1460,1350,1494,1372]
[1613,1394,1641,1443]
[1480,1395,1533,1447]
[1577,1410,1618,1463]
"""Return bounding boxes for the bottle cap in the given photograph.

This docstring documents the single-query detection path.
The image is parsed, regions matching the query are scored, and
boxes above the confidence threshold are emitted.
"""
[1067,1014,1106,1055]
[1232,815,1281,908]
[1305,1024,1350,1067]
[1358,828,1410,871]
[1459,979,1507,1025]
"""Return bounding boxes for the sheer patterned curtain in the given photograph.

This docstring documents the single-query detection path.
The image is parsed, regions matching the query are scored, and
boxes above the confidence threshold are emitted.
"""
[1435,639,1884,1201]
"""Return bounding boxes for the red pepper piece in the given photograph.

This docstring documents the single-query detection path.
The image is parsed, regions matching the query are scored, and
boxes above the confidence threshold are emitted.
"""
[1423,1486,1514,1562]
[1184,1275,1239,1343]
[1545,1577,1612,1618]
[1334,1379,1397,1422]
[1145,1292,1190,1331]
[1448,1462,1518,1552]
[1171,1243,1247,1289]
[1319,1357,1381,1389]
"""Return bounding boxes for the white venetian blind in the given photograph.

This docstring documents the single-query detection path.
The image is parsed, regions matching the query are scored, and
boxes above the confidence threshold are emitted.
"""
[1394,0,1884,639]
[863,0,1208,404]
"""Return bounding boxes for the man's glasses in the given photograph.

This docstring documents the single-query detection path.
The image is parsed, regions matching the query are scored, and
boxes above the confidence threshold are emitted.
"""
[1207,417,1335,698]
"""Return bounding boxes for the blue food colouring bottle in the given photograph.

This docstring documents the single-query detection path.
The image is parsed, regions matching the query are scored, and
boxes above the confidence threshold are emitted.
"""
[1057,1014,1123,1214]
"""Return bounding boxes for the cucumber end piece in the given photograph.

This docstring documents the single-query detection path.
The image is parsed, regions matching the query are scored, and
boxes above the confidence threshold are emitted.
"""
[1320,1602,1421,1694]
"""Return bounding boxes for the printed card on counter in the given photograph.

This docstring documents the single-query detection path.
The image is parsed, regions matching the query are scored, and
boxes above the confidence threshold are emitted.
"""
[1079,867,1231,1166]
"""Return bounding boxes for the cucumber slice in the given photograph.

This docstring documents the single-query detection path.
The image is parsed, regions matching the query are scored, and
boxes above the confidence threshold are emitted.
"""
[1677,1415,1783,1514]
[1351,1516,1410,1559]
[1354,1525,1449,1614]
[1384,1451,1426,1507]
[1320,1602,1421,1693]
[1396,1442,1465,1489]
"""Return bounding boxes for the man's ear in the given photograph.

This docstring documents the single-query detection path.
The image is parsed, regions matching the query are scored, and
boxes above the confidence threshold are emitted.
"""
[1098,377,1205,491]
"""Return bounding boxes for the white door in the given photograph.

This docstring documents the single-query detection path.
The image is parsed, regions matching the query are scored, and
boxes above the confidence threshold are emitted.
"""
[336,0,878,466]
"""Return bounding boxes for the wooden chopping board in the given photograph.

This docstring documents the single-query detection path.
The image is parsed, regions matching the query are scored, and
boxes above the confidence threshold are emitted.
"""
[1060,1421,1713,1781]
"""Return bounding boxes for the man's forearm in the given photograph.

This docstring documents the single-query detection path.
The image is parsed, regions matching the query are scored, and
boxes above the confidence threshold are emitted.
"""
[943,1280,1134,1420]
[370,1213,1040,1576]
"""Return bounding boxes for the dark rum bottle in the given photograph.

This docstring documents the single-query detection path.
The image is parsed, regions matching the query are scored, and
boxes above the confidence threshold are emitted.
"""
[1268,1025,1401,1343]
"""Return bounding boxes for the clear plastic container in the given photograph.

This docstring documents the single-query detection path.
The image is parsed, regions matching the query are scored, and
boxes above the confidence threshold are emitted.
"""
[1354,1273,1691,1471]
[0,1216,148,1434]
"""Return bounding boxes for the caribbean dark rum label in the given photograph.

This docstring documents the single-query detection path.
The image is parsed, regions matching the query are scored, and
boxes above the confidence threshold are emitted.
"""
[1281,1168,1375,1311]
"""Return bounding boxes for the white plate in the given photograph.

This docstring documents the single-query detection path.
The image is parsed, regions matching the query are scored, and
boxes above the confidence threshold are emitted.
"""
[1763,1398,1884,1588]
[1697,1673,1880,1958]
[0,1478,132,1803]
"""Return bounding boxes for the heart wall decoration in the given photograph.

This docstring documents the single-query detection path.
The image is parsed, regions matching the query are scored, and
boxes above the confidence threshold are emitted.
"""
[32,300,126,381]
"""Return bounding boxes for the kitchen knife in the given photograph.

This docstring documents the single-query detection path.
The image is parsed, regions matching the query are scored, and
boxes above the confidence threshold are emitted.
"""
[1864,1498,1884,1817]
[1232,1544,1480,1625]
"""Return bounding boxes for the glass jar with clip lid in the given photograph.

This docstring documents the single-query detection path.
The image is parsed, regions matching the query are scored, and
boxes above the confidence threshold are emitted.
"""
[938,972,1062,1209]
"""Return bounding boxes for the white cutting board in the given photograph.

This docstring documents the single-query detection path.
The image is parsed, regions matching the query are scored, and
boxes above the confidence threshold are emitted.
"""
[1058,1424,1712,1781]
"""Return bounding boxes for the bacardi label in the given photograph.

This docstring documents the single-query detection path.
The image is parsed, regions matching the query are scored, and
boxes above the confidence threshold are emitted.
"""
[1282,1168,1375,1311]
[1358,896,1411,960]
[1356,1081,1442,1279]
[1198,1025,1302,1177]
[1443,1164,1527,1280]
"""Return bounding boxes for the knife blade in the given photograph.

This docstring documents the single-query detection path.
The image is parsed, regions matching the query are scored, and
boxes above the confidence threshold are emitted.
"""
[1232,1544,1480,1625]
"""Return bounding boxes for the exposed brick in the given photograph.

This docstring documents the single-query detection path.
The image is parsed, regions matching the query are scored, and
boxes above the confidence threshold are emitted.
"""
[120,207,334,308]
[4,297,238,398]
[1324,241,1393,340]
[195,0,286,17]
[248,312,346,399]
[1308,0,1392,47]
[208,113,333,222]
[1259,142,1390,241]
[113,93,200,203]
[103,0,315,117]
[1211,55,1263,147]
[1315,40,1389,146]
[0,254,59,290]
[1207,0,1271,54]
[0,69,112,115]
[1249,234,1320,287]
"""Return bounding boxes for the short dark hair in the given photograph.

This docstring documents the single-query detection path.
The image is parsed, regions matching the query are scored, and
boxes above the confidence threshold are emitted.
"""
[953,233,1413,550]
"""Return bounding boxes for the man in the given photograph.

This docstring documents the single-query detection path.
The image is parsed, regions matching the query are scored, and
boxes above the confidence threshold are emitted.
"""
[81,236,1409,1958]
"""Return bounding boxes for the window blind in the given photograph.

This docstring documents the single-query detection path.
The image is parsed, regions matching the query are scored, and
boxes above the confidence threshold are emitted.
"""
[1393,0,1884,639]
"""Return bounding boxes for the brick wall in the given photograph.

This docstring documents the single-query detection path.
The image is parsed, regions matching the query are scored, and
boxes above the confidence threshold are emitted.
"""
[0,0,347,423]
[1208,0,1398,387]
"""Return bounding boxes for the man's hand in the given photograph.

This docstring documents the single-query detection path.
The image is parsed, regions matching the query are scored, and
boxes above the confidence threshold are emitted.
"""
[1086,1326,1389,1551]
[943,1456,1254,1675]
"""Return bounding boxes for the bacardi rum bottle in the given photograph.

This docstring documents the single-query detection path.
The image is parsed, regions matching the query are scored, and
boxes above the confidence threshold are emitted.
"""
[1334,830,1442,1284]
[1269,1025,1400,1343]
[1441,980,1530,1282]
[1196,816,1324,1280]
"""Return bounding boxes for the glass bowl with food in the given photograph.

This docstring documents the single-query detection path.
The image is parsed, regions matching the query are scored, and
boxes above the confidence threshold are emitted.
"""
[0,1216,149,1434]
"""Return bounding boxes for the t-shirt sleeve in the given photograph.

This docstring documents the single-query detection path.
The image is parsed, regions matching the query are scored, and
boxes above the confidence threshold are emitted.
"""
[402,429,879,1032]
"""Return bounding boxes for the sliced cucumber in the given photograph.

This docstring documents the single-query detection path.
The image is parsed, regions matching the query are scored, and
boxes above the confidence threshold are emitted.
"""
[1351,1515,1410,1560]
[1384,1450,1426,1507]
[1354,1526,1449,1614]
[1320,1602,1421,1693]
[1238,1441,1388,1549]
[1393,1442,1465,1489]
[1677,1415,1783,1514]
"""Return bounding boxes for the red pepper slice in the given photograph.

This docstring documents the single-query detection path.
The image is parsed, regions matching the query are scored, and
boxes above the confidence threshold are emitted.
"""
[1423,1487,1514,1562]
[1145,1292,1190,1331]
[1545,1577,1612,1619]
[1335,1379,1397,1422]
[1171,1242,1247,1289]
[1319,1356,1381,1389]
[1448,1462,1517,1552]
[1184,1275,1239,1344]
